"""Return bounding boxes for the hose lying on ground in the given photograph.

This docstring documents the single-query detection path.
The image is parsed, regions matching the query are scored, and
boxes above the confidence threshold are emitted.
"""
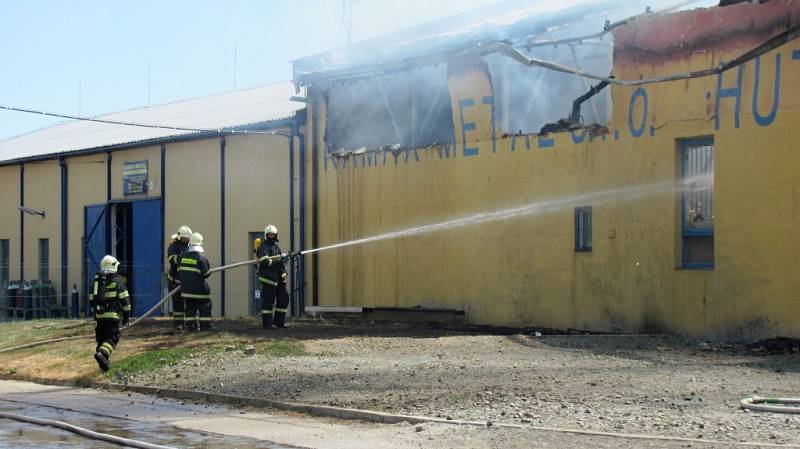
[0,411,177,449]
[741,396,800,414]
[0,257,268,354]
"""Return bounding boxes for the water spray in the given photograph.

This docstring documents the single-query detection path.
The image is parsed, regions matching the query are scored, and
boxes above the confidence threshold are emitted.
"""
[0,174,711,353]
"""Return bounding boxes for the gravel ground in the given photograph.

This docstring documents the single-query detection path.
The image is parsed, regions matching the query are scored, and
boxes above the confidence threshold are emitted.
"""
[127,319,800,448]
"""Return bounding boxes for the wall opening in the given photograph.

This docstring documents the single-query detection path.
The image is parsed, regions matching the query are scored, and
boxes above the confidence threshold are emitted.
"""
[0,239,9,285]
[38,238,49,281]
[574,206,593,252]
[485,40,613,135]
[679,138,715,269]
[325,65,454,153]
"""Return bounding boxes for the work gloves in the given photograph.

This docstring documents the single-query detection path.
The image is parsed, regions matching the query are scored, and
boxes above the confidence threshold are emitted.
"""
[121,312,130,326]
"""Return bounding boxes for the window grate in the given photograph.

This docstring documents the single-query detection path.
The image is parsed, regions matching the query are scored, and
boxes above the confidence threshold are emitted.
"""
[680,138,714,268]
[574,206,592,252]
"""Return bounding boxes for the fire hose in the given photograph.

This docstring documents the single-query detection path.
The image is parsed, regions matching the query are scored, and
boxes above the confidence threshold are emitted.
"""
[740,396,800,414]
[0,253,299,354]
[0,411,177,449]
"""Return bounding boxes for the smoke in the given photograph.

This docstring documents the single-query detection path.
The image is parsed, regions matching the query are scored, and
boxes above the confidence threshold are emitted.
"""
[326,64,453,153]
[321,0,722,154]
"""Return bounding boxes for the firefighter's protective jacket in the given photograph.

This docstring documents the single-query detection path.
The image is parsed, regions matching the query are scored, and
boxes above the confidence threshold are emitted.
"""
[256,239,286,286]
[167,238,190,284]
[178,251,211,299]
[89,272,131,321]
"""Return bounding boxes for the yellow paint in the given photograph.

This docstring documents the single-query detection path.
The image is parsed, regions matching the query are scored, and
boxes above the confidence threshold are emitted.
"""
[165,138,223,315]
[22,162,61,286]
[307,39,800,339]
[0,165,20,280]
[224,134,291,317]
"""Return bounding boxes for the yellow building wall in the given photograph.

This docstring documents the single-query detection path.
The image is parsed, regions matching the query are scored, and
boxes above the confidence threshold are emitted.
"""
[164,139,223,315]
[65,154,108,307]
[110,145,162,201]
[22,162,61,289]
[224,133,292,317]
[0,165,20,281]
[309,36,800,338]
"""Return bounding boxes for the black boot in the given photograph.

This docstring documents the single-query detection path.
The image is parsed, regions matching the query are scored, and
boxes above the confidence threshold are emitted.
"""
[262,314,274,329]
[94,351,110,372]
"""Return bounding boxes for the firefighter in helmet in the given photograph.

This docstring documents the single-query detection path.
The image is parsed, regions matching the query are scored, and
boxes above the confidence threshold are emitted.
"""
[254,224,291,328]
[89,255,131,372]
[178,232,213,331]
[166,225,192,330]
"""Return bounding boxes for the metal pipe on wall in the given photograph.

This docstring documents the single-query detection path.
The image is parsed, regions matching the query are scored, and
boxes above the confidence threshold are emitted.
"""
[289,121,297,316]
[60,157,68,306]
[19,164,24,281]
[219,137,226,317]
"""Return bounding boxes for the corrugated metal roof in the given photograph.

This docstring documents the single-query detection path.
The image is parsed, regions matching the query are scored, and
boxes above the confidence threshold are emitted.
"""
[293,0,717,84]
[0,81,302,164]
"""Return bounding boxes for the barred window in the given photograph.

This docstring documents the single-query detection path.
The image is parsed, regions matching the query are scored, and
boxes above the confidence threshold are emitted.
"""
[680,138,714,268]
[574,206,592,252]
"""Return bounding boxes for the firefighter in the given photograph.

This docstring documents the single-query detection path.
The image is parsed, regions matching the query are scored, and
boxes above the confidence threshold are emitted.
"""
[166,225,192,330]
[89,255,131,372]
[178,232,212,331]
[254,224,291,328]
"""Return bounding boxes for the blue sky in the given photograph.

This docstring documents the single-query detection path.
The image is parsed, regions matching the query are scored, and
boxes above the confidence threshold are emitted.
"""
[0,0,499,139]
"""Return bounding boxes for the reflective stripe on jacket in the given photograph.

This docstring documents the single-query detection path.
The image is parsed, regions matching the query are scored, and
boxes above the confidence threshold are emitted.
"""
[178,251,211,299]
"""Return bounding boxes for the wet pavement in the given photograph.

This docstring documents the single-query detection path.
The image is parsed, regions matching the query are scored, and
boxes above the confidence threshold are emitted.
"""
[0,382,296,448]
[0,401,288,448]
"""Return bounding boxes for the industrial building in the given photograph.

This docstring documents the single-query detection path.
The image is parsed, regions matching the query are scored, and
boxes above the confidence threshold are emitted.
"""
[0,82,306,318]
[293,0,800,339]
[1,0,797,340]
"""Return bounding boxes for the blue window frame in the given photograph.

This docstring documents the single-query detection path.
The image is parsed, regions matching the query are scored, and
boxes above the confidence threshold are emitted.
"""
[680,138,714,269]
[574,206,592,252]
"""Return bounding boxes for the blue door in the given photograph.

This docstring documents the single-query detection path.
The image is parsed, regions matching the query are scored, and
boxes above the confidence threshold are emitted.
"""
[84,205,107,315]
[131,199,162,317]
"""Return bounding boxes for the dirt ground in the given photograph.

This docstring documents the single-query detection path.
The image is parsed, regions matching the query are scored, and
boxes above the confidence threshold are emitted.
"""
[118,318,800,448]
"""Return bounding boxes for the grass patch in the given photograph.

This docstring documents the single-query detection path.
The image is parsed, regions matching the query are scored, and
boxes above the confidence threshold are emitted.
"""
[106,347,192,379]
[257,340,306,357]
[0,319,92,350]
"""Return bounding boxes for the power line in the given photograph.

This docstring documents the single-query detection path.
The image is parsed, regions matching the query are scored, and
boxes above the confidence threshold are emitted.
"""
[0,103,292,136]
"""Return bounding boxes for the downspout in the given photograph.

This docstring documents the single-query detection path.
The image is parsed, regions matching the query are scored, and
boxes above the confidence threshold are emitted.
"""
[160,144,166,309]
[19,164,24,281]
[570,80,610,123]
[311,92,319,307]
[297,122,307,315]
[219,137,226,317]
[289,120,296,316]
[106,152,112,254]
[60,157,68,306]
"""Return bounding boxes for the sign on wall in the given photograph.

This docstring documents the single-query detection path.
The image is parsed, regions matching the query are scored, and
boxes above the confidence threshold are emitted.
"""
[122,160,149,196]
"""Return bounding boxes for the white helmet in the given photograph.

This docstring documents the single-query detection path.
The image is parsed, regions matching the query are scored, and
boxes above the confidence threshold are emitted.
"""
[177,225,193,239]
[264,224,278,237]
[189,232,204,246]
[100,255,119,273]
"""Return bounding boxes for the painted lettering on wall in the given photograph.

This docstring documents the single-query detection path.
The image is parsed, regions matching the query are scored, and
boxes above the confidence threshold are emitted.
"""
[324,49,795,171]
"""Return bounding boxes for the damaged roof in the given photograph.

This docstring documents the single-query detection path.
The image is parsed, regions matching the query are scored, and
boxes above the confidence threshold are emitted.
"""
[293,0,718,84]
[0,81,303,165]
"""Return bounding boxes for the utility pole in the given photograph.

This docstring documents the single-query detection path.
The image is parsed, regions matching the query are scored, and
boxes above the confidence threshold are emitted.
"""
[342,0,353,45]
[233,43,238,91]
[148,60,152,106]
